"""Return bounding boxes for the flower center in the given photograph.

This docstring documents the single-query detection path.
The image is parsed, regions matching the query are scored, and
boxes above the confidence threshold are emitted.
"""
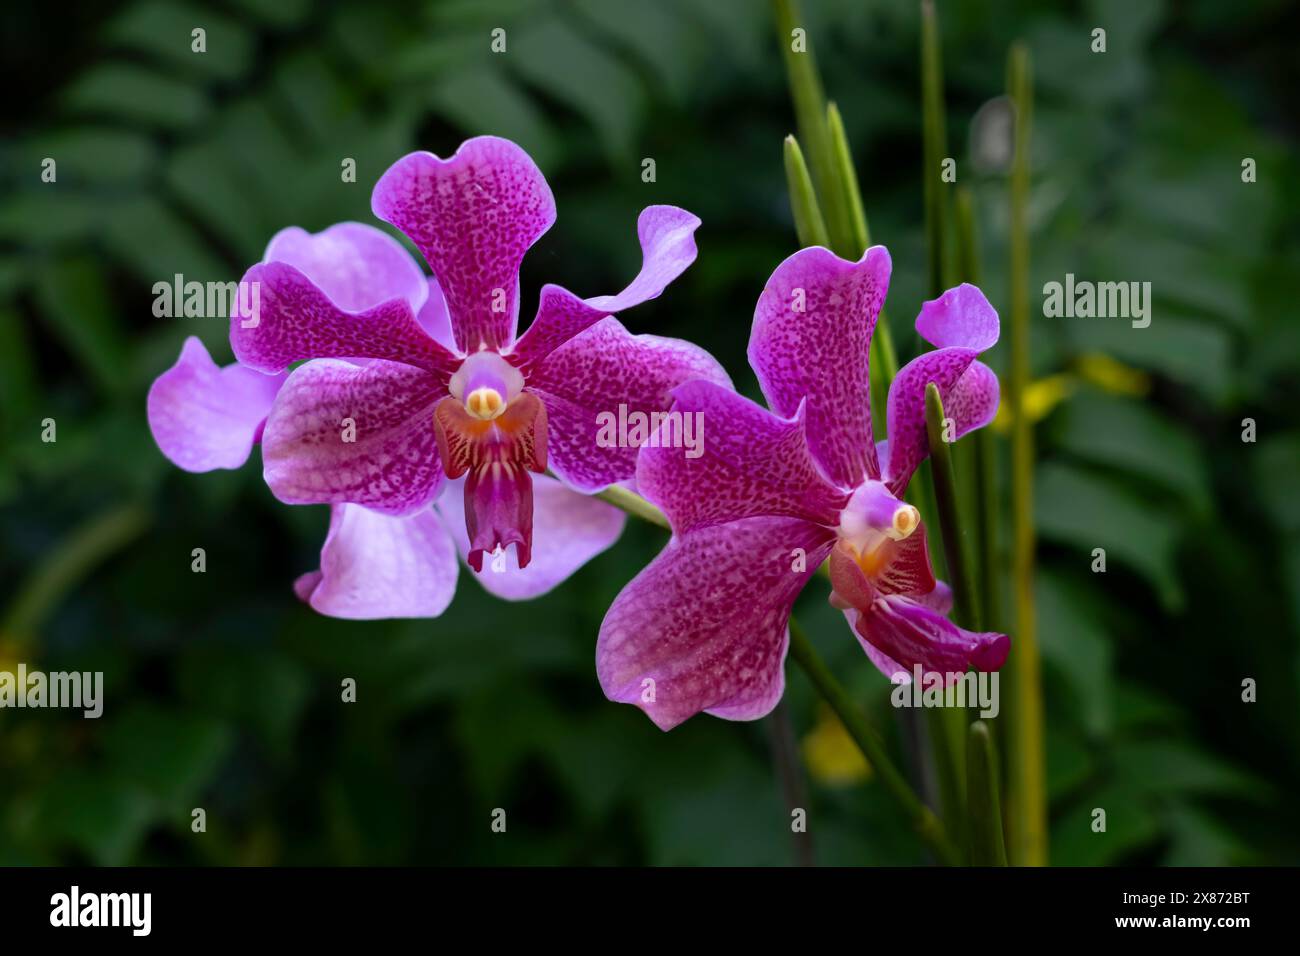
[837,480,920,563]
[448,351,523,421]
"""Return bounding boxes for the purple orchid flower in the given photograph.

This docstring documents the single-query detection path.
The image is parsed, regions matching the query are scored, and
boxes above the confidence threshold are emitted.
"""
[148,136,729,617]
[596,246,1009,730]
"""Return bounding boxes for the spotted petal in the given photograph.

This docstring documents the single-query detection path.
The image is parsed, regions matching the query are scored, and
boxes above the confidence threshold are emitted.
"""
[528,317,732,493]
[371,137,556,353]
[748,245,892,488]
[637,379,847,534]
[597,516,834,730]
[262,359,446,515]
[230,261,459,377]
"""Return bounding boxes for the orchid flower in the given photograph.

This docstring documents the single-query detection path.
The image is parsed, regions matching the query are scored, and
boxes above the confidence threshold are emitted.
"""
[597,246,1009,730]
[148,136,729,617]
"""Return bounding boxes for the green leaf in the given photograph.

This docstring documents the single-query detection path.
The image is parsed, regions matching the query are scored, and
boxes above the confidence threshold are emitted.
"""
[33,258,129,394]
[62,63,208,130]
[1035,462,1183,610]
[101,705,234,812]
[106,1,253,81]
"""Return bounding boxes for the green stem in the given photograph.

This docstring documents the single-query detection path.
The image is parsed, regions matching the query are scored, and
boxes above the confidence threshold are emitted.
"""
[924,382,979,629]
[827,100,898,431]
[1004,41,1047,867]
[789,619,960,865]
[920,0,951,297]
[783,136,831,249]
[772,0,853,253]
[594,484,669,529]
[1,502,151,646]
[595,484,958,864]
[966,721,1009,865]
[953,187,1001,634]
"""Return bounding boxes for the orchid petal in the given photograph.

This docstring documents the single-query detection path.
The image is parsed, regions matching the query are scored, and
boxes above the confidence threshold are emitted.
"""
[147,336,285,472]
[848,593,1010,679]
[915,282,999,351]
[230,261,459,377]
[637,379,847,534]
[371,137,556,353]
[529,317,731,492]
[262,359,446,515]
[597,516,834,730]
[584,205,700,312]
[748,245,892,487]
[437,475,625,600]
[263,222,428,313]
[294,505,458,619]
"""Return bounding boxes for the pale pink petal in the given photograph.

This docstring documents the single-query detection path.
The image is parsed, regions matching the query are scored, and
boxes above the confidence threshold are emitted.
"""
[261,359,446,515]
[263,222,428,313]
[597,516,835,730]
[437,475,626,600]
[915,283,999,351]
[293,504,458,619]
[748,245,892,488]
[584,205,700,312]
[230,261,459,377]
[528,317,732,492]
[147,336,285,472]
[636,379,847,533]
[371,137,556,353]
[415,277,456,351]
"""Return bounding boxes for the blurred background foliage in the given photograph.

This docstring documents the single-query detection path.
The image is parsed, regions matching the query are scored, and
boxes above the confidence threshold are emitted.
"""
[1,0,1297,865]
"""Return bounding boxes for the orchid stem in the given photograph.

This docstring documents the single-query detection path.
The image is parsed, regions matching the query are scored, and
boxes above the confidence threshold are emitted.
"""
[923,383,979,629]
[788,619,961,865]
[595,484,959,865]
[1004,41,1048,866]
[967,721,1009,865]
[920,0,951,297]
[593,484,669,530]
[773,0,854,254]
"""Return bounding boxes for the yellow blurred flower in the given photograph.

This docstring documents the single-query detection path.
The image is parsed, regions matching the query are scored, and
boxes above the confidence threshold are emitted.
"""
[802,705,871,786]
[991,352,1151,433]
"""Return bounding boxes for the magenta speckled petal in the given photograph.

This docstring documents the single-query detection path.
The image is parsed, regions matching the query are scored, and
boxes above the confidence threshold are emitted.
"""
[849,594,1010,679]
[882,345,978,494]
[528,317,732,492]
[509,284,611,368]
[371,137,556,353]
[230,261,459,377]
[263,222,428,313]
[637,379,847,534]
[261,359,446,515]
[748,245,891,488]
[915,282,999,351]
[597,516,835,730]
[147,336,286,472]
[294,504,458,620]
[584,205,700,312]
[842,607,911,682]
[437,474,625,600]
[942,359,999,437]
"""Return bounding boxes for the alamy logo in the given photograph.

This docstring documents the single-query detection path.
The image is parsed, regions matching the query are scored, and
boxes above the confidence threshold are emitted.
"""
[595,404,704,459]
[1042,273,1151,328]
[0,664,103,718]
[889,666,999,719]
[152,273,261,327]
[50,886,151,936]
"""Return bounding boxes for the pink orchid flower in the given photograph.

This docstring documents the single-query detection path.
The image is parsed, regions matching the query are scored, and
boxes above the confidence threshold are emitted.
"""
[148,136,729,617]
[597,246,1009,730]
